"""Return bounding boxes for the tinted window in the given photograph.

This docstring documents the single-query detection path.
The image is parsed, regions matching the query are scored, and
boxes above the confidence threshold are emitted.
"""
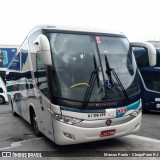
[133,48,150,67]
[156,49,160,66]
[145,80,160,92]
[140,67,160,92]
[36,53,49,98]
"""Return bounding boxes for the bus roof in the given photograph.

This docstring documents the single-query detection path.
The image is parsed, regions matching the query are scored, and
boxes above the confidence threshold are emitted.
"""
[27,25,125,38]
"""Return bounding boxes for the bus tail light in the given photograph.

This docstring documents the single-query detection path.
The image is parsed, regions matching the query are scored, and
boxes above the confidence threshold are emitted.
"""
[54,113,82,125]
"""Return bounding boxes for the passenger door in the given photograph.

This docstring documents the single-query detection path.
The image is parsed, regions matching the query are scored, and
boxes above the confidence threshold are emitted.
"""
[36,53,54,141]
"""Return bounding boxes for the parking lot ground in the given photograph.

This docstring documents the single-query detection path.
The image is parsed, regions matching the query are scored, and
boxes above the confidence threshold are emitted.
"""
[0,104,160,160]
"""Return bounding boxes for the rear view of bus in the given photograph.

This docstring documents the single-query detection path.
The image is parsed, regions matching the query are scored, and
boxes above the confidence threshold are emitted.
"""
[6,26,155,145]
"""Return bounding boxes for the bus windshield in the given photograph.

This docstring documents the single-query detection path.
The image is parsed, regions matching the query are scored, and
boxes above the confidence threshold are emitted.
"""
[47,33,140,102]
[97,36,139,101]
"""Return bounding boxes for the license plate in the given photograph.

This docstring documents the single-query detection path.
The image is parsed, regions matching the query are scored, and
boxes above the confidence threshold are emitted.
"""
[100,129,116,137]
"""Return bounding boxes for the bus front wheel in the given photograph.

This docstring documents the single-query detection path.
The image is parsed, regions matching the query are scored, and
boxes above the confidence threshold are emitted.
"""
[0,96,5,104]
[31,111,41,136]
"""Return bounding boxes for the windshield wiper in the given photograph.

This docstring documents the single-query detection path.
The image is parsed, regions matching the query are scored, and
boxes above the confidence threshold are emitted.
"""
[82,55,100,108]
[105,54,130,104]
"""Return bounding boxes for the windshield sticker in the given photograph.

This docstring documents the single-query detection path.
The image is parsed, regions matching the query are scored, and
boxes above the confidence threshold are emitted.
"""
[117,108,126,114]
[96,36,101,43]
[106,80,112,89]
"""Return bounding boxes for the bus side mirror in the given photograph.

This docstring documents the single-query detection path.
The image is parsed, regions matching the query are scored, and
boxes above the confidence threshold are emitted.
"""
[34,34,52,66]
[131,42,156,66]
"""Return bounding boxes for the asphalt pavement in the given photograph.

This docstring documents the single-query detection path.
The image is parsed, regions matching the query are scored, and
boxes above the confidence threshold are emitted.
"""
[0,104,159,160]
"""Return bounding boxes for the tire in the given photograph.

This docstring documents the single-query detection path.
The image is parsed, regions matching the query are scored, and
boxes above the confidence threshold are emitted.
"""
[31,111,41,136]
[11,100,18,116]
[0,96,5,104]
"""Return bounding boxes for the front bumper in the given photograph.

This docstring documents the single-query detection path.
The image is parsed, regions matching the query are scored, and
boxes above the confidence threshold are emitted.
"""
[53,112,142,145]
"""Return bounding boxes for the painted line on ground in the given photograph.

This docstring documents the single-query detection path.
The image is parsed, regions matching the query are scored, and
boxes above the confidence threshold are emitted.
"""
[125,134,160,143]
[0,135,159,151]
[0,137,44,151]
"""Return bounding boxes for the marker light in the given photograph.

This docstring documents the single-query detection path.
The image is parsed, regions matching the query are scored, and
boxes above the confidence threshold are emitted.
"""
[63,132,75,140]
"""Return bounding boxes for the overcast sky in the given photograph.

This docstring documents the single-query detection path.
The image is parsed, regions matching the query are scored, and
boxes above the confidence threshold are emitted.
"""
[0,0,160,45]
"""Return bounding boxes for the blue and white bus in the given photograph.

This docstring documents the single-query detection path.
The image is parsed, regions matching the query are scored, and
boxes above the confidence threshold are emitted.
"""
[133,45,160,112]
[6,25,156,145]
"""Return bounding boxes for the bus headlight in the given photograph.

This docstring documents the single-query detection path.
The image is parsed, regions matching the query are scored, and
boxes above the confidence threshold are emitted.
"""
[54,113,82,125]
[129,106,142,117]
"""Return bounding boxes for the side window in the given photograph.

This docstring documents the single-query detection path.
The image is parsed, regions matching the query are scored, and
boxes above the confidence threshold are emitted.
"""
[133,48,150,67]
[140,68,160,92]
[8,52,21,72]
[6,52,21,91]
[144,80,160,92]
[21,41,30,77]
[28,31,49,99]
[20,41,31,97]
[36,53,49,98]
[28,31,42,78]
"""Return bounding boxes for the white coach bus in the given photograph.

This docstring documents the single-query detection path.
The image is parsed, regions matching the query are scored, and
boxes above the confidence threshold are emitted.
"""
[6,25,156,145]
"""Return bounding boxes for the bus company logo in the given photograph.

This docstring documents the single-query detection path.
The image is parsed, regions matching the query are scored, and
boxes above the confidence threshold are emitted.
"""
[117,108,126,114]
[106,119,112,126]
[96,102,117,107]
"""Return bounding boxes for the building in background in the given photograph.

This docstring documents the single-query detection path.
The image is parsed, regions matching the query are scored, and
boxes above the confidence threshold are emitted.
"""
[0,45,19,83]
[147,40,160,48]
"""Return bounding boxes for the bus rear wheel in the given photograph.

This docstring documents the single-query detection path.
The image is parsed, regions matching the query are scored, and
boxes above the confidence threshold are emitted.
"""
[31,112,41,136]
[11,100,18,116]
